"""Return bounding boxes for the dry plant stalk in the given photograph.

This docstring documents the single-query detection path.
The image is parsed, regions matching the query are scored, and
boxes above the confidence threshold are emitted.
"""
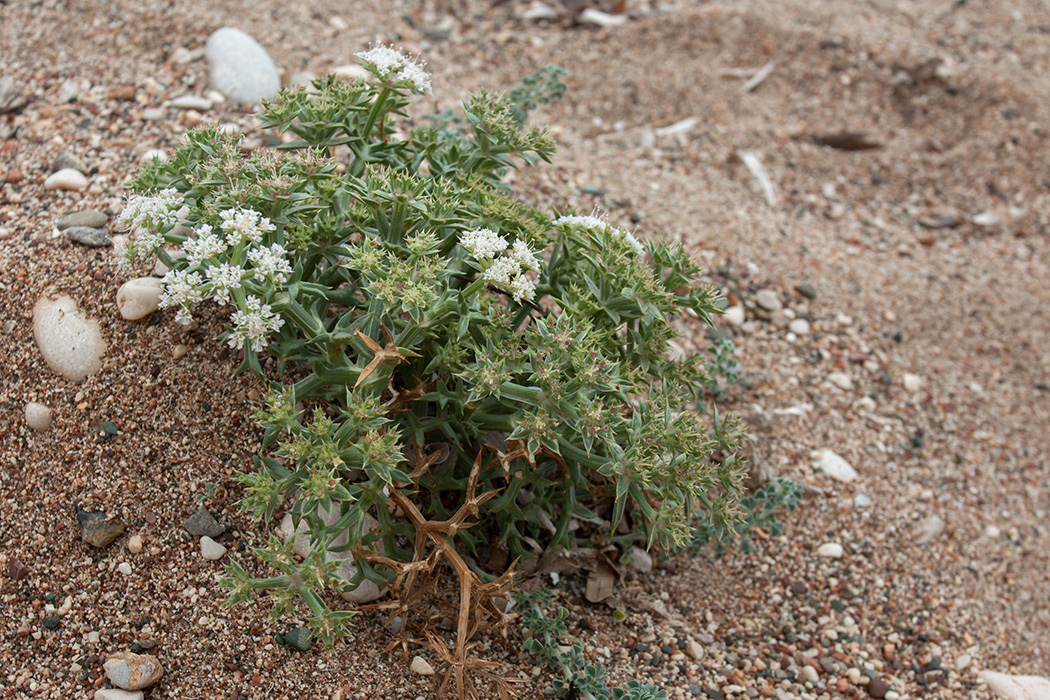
[359,452,524,700]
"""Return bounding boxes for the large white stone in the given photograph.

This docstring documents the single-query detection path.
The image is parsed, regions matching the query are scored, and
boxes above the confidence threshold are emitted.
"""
[979,671,1050,700]
[33,295,106,382]
[116,277,164,320]
[95,690,145,700]
[812,449,857,483]
[723,305,745,327]
[25,402,53,431]
[205,28,280,104]
[280,505,386,603]
[44,168,88,191]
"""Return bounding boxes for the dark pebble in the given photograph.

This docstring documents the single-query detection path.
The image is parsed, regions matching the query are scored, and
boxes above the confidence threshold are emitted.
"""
[183,507,225,538]
[77,509,126,548]
[284,627,312,652]
[689,683,703,696]
[831,599,845,612]
[795,283,817,300]
[867,677,888,698]
[8,557,30,581]
[704,689,724,700]
[42,616,61,630]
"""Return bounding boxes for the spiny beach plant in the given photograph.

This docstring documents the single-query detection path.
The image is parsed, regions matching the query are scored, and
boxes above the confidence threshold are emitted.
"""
[114,47,745,699]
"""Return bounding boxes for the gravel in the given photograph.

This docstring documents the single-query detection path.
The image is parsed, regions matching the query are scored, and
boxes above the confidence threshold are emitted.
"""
[2,0,1048,698]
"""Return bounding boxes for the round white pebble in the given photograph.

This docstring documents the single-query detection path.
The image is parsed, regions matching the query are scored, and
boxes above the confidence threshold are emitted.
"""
[200,536,227,560]
[817,542,844,558]
[44,168,88,191]
[116,277,164,320]
[117,562,133,576]
[25,402,53,431]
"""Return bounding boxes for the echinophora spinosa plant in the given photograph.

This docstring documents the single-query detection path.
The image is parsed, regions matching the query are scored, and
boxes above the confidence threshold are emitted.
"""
[116,48,745,698]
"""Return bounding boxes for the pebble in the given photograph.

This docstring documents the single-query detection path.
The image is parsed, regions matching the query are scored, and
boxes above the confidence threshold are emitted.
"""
[284,626,312,651]
[0,76,27,113]
[166,95,212,111]
[77,508,126,548]
[817,543,844,558]
[104,652,163,690]
[800,665,819,683]
[903,372,922,392]
[411,655,436,675]
[63,225,111,247]
[183,506,225,538]
[911,515,946,545]
[43,168,88,191]
[118,562,133,575]
[33,295,106,382]
[978,670,1050,699]
[52,151,88,174]
[812,449,858,483]
[173,344,188,360]
[95,690,146,700]
[8,557,30,580]
[788,318,811,335]
[578,7,628,28]
[116,277,164,320]
[956,654,972,671]
[723,305,746,326]
[42,615,61,630]
[205,28,280,103]
[685,639,704,661]
[56,210,109,230]
[127,534,143,554]
[331,64,370,82]
[867,677,888,698]
[24,402,53,431]
[631,546,653,573]
[140,148,168,163]
[280,508,386,603]
[795,283,817,299]
[200,536,228,560]
[755,289,782,311]
[854,494,872,508]
[827,371,853,390]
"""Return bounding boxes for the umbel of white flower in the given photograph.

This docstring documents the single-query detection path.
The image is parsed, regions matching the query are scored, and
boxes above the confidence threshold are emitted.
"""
[229,295,285,353]
[459,228,539,303]
[553,214,646,258]
[355,46,431,94]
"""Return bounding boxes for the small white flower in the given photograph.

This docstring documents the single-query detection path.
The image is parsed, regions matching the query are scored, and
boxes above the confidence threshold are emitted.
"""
[509,239,540,272]
[183,224,228,266]
[159,269,204,325]
[205,263,245,306]
[247,243,293,286]
[219,208,276,246]
[508,274,537,303]
[554,214,645,257]
[117,188,181,233]
[460,228,507,260]
[355,46,431,93]
[229,295,285,354]
[482,256,521,286]
[553,214,609,232]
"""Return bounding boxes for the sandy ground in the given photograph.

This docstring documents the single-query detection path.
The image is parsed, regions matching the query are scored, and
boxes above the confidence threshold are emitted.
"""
[1,1,1048,698]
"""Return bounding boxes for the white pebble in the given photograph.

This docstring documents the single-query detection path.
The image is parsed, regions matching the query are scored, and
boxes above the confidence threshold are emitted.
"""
[410,655,435,676]
[813,449,858,483]
[118,562,133,576]
[172,344,188,360]
[788,318,811,335]
[116,277,164,320]
[827,371,853,391]
[200,536,227,560]
[44,168,88,191]
[903,372,922,392]
[817,543,844,558]
[723,305,745,326]
[140,149,168,163]
[166,95,211,111]
[800,665,819,682]
[24,402,53,431]
[127,534,143,554]
[33,295,106,382]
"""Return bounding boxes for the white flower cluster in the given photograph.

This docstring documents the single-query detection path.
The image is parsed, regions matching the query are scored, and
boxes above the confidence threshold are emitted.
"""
[247,243,293,285]
[158,269,204,325]
[229,296,285,353]
[220,207,276,246]
[553,214,646,258]
[460,228,539,304]
[355,46,432,94]
[115,188,183,269]
[182,224,228,266]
